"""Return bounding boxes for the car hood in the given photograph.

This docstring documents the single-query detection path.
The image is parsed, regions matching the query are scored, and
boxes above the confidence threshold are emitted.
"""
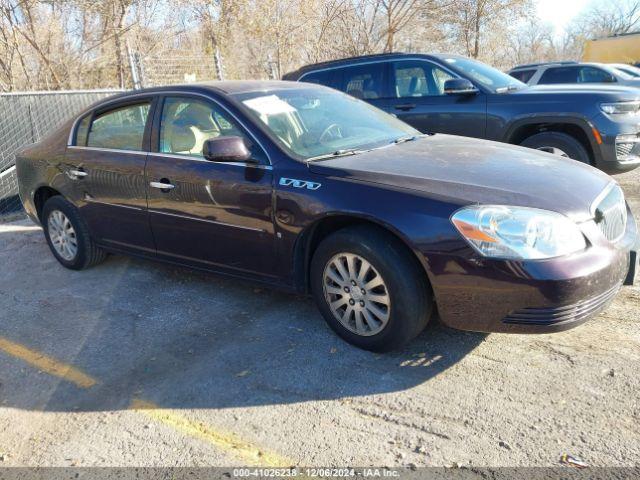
[308,135,613,222]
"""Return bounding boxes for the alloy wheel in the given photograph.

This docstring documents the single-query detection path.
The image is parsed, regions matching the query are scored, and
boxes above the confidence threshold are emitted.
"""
[323,252,391,336]
[47,210,78,261]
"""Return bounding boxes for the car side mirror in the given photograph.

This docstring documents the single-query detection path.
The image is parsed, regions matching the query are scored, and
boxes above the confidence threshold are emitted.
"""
[203,136,255,163]
[444,78,478,95]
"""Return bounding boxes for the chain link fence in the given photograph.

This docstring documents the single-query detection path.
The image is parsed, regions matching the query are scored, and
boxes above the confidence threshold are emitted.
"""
[138,54,221,88]
[0,90,123,217]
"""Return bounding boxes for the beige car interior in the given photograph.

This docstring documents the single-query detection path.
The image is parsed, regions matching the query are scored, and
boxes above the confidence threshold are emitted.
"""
[162,101,223,156]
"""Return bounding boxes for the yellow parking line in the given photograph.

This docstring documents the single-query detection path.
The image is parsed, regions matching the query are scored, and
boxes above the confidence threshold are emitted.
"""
[0,336,97,389]
[130,399,294,467]
[0,335,292,466]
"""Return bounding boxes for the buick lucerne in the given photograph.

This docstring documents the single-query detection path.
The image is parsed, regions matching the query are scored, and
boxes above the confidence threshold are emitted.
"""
[16,81,638,351]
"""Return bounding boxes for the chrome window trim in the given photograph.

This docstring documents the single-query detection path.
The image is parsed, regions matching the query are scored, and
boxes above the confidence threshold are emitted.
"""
[149,152,274,170]
[147,209,266,232]
[67,90,272,166]
[68,145,273,170]
[69,145,148,156]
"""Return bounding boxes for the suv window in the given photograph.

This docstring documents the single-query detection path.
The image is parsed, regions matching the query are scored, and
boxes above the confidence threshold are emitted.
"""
[159,96,262,160]
[539,66,616,84]
[301,70,339,89]
[578,67,615,83]
[393,61,455,97]
[509,69,535,83]
[87,102,150,151]
[340,64,385,100]
[539,66,579,84]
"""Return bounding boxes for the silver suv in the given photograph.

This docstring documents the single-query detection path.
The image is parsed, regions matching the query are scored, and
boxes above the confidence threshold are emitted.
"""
[509,62,640,88]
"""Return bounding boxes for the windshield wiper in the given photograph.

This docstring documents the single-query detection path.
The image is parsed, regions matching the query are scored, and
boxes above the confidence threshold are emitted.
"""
[393,134,427,144]
[306,149,364,163]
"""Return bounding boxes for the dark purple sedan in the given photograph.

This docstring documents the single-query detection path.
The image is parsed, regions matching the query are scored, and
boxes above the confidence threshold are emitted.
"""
[15,81,638,351]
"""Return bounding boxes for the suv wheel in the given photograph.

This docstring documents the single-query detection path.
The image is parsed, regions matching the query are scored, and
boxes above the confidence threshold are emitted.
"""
[42,196,107,270]
[310,225,432,352]
[520,132,590,164]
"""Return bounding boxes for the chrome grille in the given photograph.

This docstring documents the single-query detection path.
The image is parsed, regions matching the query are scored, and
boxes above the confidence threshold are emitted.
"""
[593,185,627,242]
[616,142,634,159]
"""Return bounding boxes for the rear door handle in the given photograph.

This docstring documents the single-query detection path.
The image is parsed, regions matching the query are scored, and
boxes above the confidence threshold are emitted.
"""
[394,103,416,111]
[150,180,175,190]
[68,168,88,179]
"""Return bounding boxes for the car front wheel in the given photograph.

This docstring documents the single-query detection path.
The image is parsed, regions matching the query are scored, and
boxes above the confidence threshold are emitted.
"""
[310,225,432,352]
[42,196,106,270]
[520,132,591,164]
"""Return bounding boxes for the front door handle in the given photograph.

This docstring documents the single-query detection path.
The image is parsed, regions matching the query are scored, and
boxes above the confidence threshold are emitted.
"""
[150,180,175,191]
[394,103,416,111]
[68,169,88,179]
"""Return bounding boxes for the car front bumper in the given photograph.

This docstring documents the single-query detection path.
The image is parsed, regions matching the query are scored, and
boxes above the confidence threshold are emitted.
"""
[592,112,640,173]
[428,206,638,334]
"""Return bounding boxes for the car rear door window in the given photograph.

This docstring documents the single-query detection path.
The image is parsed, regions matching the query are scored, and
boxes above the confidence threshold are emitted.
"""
[87,102,150,151]
[340,64,385,99]
[74,114,91,146]
[301,69,340,89]
[158,96,264,161]
[538,67,579,84]
[509,69,535,83]
[578,67,616,83]
[393,61,455,97]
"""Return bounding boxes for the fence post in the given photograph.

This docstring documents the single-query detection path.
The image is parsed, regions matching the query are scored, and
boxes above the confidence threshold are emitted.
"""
[267,54,278,80]
[135,51,146,88]
[214,47,225,81]
[126,41,142,90]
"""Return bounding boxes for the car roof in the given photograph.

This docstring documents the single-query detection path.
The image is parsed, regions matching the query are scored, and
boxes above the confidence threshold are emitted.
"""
[95,80,319,103]
[76,80,329,118]
[283,52,445,78]
[193,80,317,94]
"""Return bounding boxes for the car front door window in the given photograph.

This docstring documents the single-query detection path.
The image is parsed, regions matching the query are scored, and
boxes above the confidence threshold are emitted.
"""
[159,97,259,159]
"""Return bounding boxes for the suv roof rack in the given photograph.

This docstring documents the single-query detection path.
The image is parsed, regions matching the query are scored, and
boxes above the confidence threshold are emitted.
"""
[511,61,578,70]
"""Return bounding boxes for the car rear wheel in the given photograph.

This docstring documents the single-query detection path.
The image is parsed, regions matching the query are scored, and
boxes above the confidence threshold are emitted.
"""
[42,196,107,270]
[310,225,432,352]
[520,132,591,164]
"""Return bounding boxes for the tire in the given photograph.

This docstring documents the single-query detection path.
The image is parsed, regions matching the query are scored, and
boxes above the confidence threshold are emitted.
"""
[519,132,591,164]
[42,196,107,270]
[310,225,432,352]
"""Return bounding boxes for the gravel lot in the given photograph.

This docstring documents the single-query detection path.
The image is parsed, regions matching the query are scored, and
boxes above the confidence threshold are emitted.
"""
[0,167,638,468]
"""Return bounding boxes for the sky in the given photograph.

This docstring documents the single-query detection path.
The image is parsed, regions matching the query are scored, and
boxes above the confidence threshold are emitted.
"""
[536,0,592,34]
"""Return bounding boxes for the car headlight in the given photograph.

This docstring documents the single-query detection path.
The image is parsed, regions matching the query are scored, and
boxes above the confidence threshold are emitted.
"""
[451,206,587,260]
[600,101,640,115]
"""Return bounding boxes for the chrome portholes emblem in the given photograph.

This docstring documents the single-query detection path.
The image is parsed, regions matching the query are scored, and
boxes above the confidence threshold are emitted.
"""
[279,177,322,190]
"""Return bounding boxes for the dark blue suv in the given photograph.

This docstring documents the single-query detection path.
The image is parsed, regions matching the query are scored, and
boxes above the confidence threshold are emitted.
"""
[284,53,640,173]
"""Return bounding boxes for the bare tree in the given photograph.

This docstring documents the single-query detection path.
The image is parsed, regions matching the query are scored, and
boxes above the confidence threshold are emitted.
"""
[450,0,532,58]
[574,0,640,38]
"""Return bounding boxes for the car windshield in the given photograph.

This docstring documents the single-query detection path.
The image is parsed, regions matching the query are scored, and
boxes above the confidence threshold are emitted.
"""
[233,88,419,160]
[441,56,526,93]
[611,65,639,79]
